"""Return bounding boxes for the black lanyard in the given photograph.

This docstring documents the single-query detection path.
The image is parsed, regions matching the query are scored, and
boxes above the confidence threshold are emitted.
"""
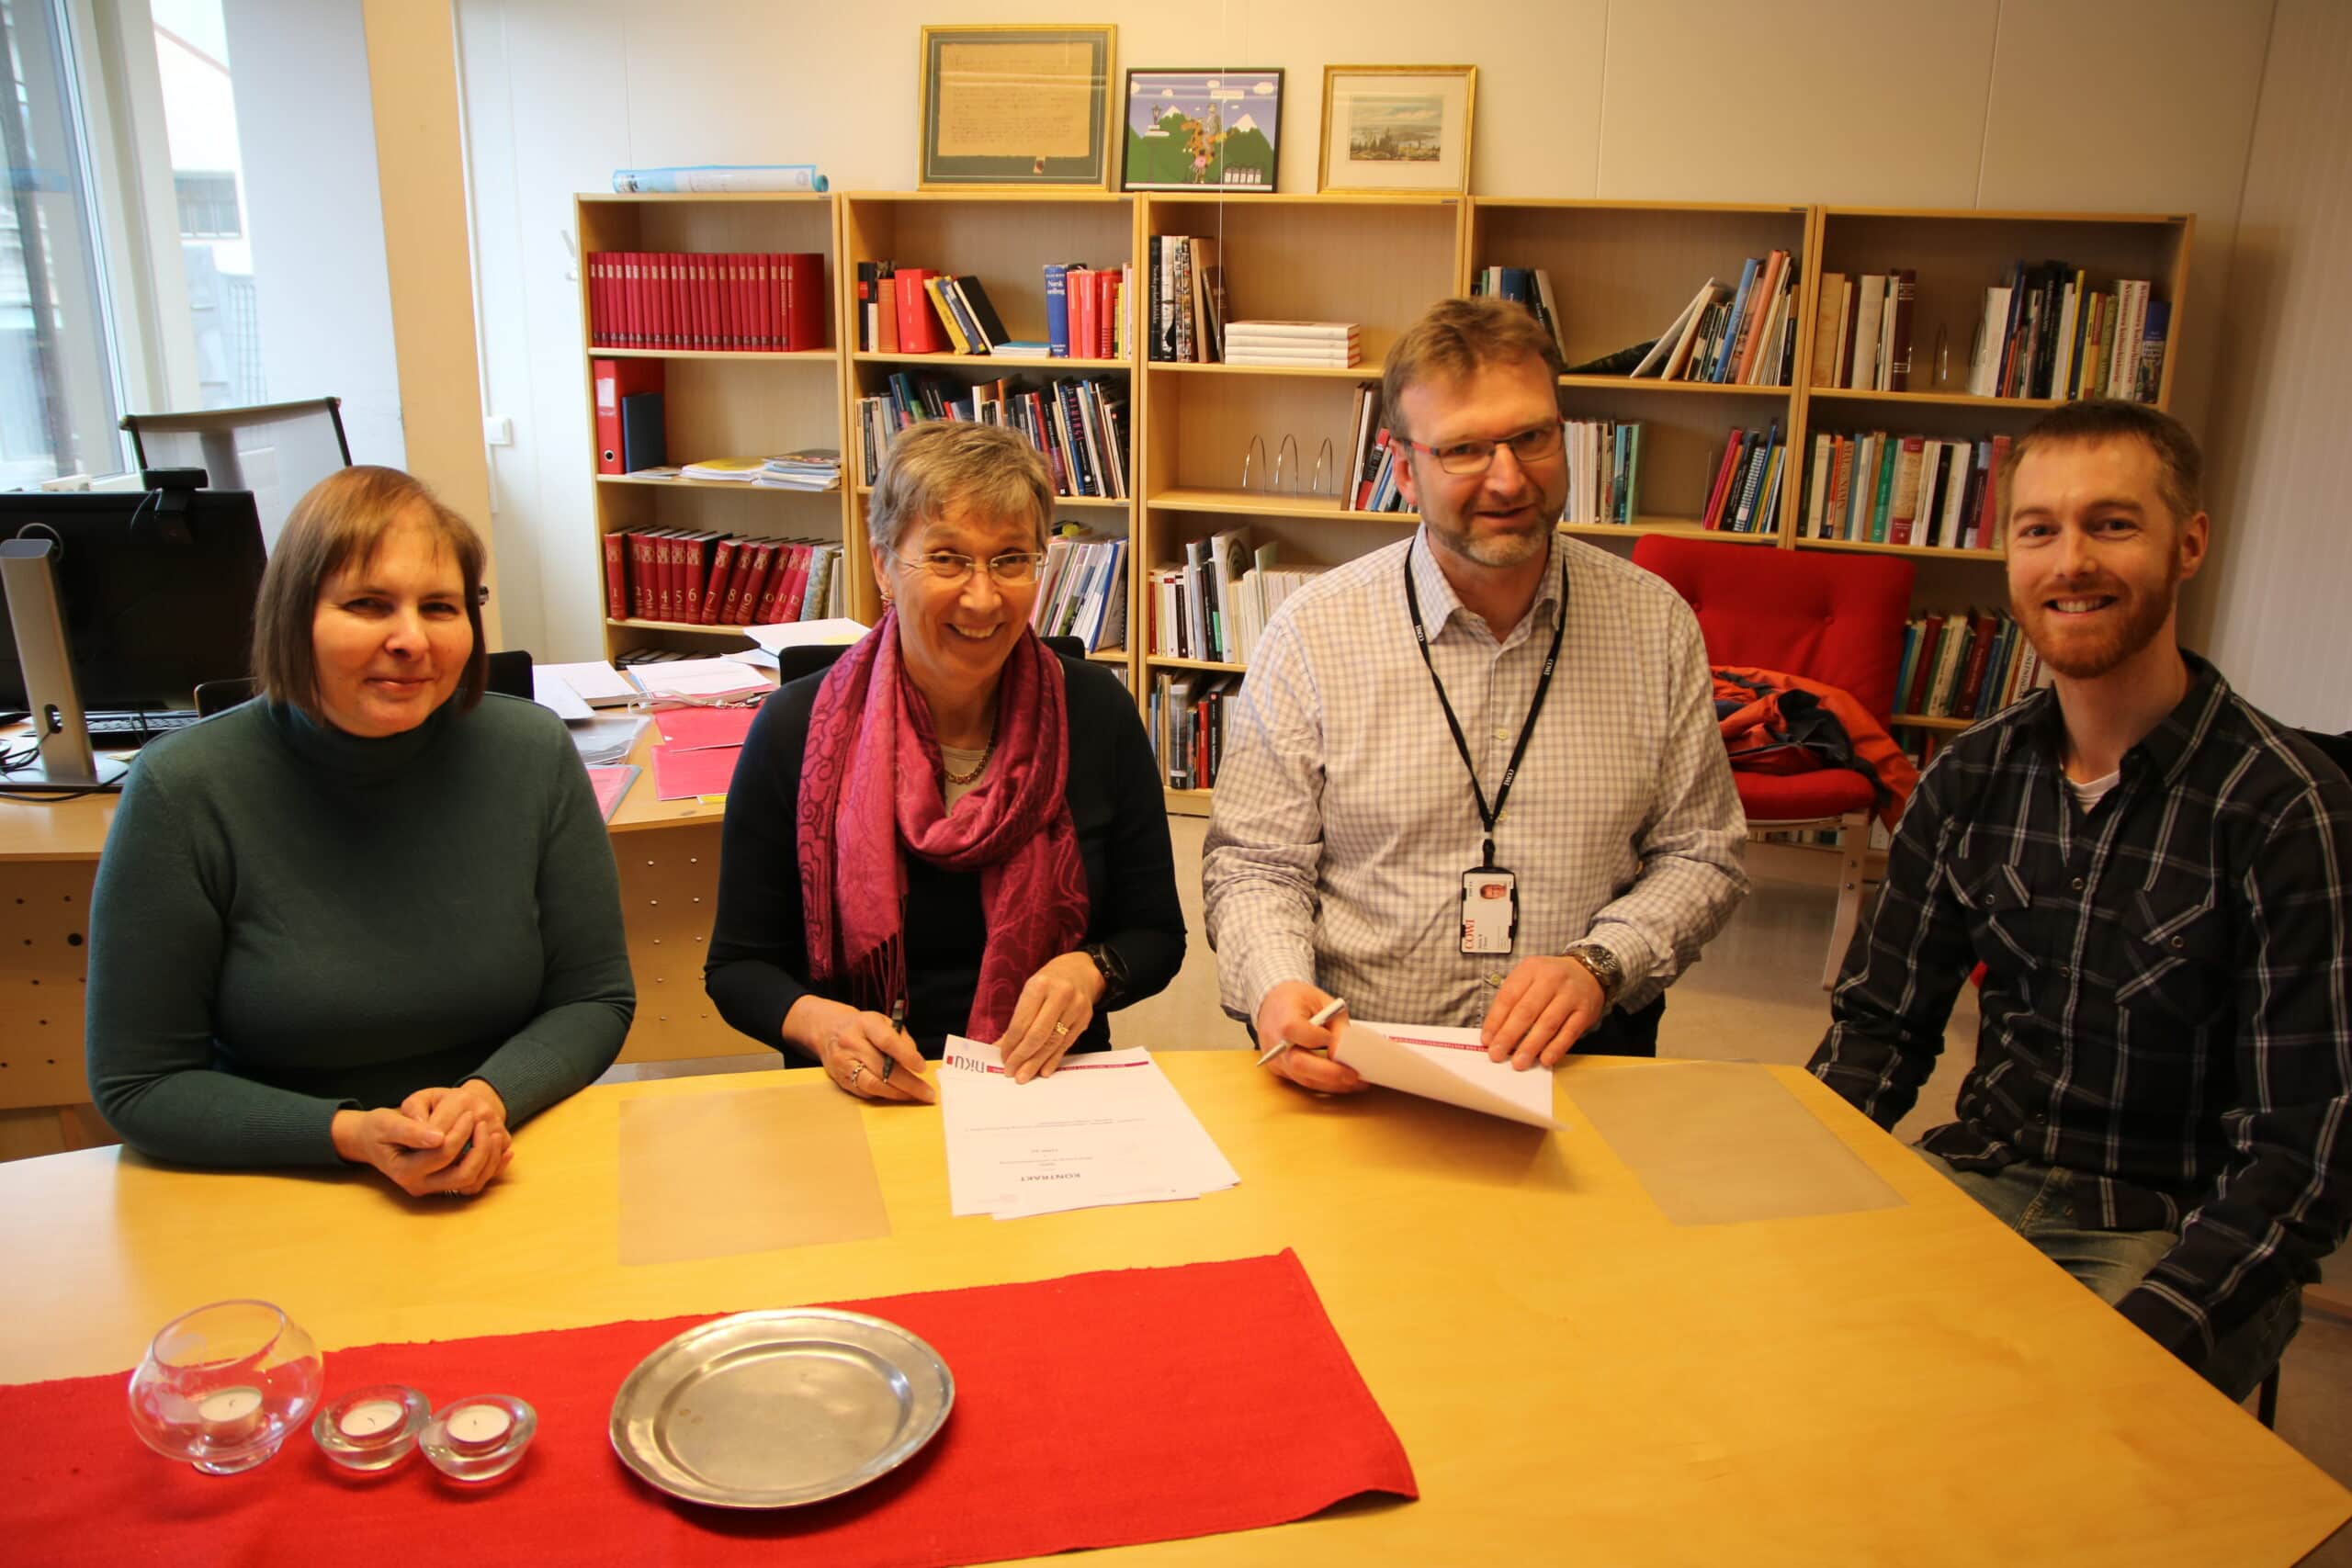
[1403,542,1568,867]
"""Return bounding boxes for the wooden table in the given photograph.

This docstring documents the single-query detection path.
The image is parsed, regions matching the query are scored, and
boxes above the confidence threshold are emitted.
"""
[3,1053,2343,1564]
[0,720,762,1156]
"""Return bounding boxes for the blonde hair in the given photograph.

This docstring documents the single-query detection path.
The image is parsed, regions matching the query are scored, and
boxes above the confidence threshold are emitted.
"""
[868,422,1053,555]
[1381,296,1565,441]
[251,465,488,716]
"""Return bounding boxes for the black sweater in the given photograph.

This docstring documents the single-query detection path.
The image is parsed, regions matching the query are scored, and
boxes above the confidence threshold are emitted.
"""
[705,651,1184,1057]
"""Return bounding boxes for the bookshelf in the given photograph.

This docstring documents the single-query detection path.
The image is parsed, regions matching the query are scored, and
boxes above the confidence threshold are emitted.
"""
[837,192,1138,633]
[1802,208,2194,738]
[574,193,849,660]
[568,194,2196,805]
[1136,192,1465,811]
[1466,198,1815,548]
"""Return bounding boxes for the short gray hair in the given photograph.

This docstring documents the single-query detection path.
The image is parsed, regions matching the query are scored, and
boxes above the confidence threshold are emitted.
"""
[868,422,1054,555]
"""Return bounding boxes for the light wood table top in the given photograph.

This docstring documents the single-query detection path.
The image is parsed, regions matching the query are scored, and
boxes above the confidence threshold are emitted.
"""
[4,1053,2343,1563]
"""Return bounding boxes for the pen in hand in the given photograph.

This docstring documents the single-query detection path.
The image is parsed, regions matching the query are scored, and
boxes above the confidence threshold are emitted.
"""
[1256,995,1347,1068]
[884,997,904,1083]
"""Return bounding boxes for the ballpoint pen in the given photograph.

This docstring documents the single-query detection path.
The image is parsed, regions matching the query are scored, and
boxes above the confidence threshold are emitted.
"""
[1255,995,1347,1067]
[884,996,905,1081]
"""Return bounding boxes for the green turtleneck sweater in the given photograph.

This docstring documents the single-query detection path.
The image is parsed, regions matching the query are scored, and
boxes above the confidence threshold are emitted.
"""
[85,694,636,1167]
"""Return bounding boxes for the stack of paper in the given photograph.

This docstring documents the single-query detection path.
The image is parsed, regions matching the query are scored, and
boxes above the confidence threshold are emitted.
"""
[624,657,769,701]
[756,449,842,491]
[1339,1021,1562,1130]
[743,616,868,653]
[679,457,767,483]
[941,1041,1238,1221]
[537,660,639,708]
[1220,321,1361,368]
[568,713,648,767]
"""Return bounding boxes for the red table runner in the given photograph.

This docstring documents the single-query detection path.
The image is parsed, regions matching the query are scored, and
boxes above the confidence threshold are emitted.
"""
[4,1250,1416,1565]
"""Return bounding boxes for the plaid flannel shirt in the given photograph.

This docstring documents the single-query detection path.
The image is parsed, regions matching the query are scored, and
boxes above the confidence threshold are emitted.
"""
[1811,654,2352,1373]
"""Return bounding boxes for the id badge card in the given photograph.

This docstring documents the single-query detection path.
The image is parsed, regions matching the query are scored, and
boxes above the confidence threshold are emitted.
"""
[1461,866,1518,954]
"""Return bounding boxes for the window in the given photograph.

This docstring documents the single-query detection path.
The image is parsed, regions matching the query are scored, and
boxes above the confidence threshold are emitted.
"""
[0,0,126,485]
[173,170,239,238]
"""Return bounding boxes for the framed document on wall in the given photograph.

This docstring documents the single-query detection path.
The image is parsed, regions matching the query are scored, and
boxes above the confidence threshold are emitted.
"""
[919,25,1118,190]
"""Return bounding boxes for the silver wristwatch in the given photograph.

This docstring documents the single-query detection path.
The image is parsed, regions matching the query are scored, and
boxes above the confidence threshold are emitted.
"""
[1562,942,1624,1006]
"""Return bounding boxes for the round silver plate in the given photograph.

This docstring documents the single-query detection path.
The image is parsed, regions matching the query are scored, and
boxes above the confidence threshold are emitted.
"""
[609,1308,955,1509]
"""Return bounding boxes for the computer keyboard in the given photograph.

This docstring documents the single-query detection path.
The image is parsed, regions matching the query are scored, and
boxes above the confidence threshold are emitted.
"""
[82,709,203,739]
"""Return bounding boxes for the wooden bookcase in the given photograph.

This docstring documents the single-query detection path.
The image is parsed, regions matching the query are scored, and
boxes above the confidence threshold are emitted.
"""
[1464,198,1813,553]
[1136,192,1466,813]
[573,193,850,660]
[1803,208,2194,736]
[570,195,2194,801]
[836,191,1139,635]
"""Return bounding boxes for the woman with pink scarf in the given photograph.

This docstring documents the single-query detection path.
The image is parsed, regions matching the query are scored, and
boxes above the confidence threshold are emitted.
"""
[705,423,1184,1099]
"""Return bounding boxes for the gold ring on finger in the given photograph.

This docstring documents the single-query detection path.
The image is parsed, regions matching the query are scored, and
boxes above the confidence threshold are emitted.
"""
[1053,1021,1069,1036]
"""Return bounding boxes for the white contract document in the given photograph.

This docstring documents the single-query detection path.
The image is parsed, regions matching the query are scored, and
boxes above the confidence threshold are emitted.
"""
[940,1040,1238,1221]
[1340,1021,1563,1130]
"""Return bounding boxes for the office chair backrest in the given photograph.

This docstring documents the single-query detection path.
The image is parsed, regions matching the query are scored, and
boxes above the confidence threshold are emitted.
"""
[485,649,532,700]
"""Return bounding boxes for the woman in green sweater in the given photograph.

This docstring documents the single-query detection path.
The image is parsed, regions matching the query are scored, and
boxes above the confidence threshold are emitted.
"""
[85,467,634,1197]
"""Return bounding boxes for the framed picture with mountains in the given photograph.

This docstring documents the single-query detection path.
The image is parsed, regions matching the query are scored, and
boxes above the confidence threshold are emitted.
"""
[1121,69,1283,193]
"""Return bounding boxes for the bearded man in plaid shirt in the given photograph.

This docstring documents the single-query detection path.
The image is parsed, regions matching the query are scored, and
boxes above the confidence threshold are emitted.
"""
[1812,400,2352,1399]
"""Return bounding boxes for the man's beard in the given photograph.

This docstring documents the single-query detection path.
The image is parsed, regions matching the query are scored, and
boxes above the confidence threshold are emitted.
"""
[2015,554,2182,680]
[1426,509,1551,570]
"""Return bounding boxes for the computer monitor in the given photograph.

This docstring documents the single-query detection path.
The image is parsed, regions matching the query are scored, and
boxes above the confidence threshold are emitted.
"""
[0,483,267,713]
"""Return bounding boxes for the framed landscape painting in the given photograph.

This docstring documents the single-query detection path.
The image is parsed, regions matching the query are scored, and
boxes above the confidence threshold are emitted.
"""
[1317,64,1476,194]
[1121,69,1282,193]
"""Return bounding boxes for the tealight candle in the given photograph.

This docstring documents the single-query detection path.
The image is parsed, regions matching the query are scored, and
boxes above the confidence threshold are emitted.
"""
[197,1385,265,1442]
[444,1401,514,1450]
[337,1398,405,1439]
[420,1394,535,1483]
[312,1385,431,1472]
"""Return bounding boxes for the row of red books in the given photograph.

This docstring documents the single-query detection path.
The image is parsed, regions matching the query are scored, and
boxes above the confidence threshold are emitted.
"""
[586,252,828,352]
[852,263,1125,359]
[602,529,843,626]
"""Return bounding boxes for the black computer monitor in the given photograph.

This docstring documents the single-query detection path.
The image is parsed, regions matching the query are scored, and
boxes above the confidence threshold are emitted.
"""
[0,483,267,713]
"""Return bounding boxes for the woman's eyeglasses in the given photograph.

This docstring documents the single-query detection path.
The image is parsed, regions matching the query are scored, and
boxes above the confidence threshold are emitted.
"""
[894,550,1048,586]
[1397,422,1566,476]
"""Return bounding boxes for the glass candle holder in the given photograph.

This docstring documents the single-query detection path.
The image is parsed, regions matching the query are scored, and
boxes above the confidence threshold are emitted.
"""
[312,1384,431,1472]
[420,1394,536,1483]
[126,1300,323,1475]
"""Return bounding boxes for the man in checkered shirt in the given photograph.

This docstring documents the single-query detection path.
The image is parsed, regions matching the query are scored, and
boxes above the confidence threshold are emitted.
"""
[1811,400,2352,1399]
[1204,298,1748,1094]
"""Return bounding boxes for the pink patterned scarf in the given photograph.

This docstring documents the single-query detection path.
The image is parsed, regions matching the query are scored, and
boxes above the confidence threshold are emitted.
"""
[797,614,1089,1042]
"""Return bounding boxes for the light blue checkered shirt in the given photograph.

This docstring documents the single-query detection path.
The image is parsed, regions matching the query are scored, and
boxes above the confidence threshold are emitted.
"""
[1203,527,1747,1030]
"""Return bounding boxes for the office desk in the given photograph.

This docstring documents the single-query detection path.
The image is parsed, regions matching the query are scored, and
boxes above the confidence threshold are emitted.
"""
[1,1054,2344,1564]
[0,719,761,1153]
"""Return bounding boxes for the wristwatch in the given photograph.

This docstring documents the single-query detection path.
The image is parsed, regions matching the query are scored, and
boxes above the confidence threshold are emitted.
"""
[1562,942,1624,1007]
[1078,941,1129,1009]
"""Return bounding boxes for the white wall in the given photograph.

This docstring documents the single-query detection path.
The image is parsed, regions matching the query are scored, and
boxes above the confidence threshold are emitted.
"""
[2188,0,2351,732]
[456,0,2278,674]
[222,0,405,468]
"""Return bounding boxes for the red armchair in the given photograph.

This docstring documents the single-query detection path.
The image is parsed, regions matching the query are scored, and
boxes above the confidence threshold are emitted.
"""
[1631,536,1917,987]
